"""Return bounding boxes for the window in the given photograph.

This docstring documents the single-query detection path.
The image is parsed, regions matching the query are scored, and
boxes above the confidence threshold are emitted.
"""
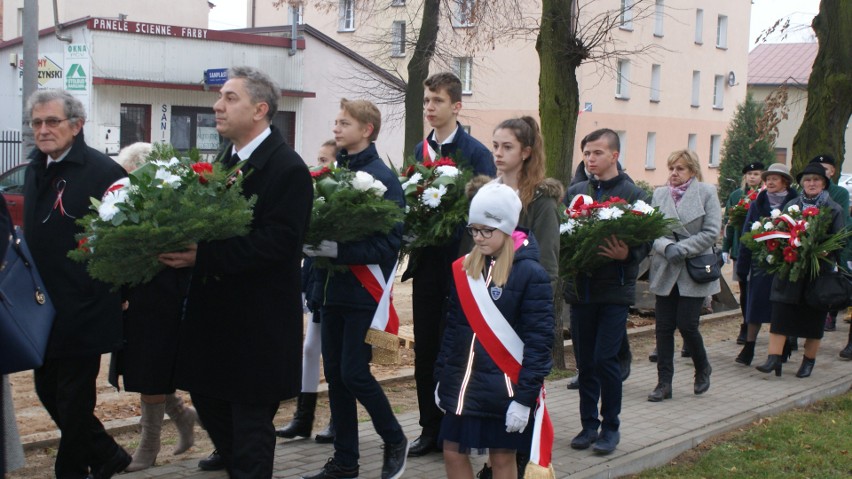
[120,104,151,148]
[645,132,656,169]
[453,0,477,27]
[650,64,661,102]
[616,59,630,99]
[709,134,721,167]
[339,0,355,31]
[688,133,697,152]
[620,0,634,30]
[695,9,703,44]
[691,70,700,107]
[391,0,405,5]
[616,130,628,163]
[170,107,221,152]
[453,57,473,93]
[391,21,406,56]
[713,74,725,109]
[654,0,664,37]
[17,8,24,37]
[716,15,728,48]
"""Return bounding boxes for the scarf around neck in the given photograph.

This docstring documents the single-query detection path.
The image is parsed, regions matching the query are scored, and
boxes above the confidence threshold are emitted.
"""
[767,190,788,209]
[668,177,694,205]
[801,190,830,208]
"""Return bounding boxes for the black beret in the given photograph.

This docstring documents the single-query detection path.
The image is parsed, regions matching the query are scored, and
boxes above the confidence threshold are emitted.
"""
[741,162,765,174]
[809,154,836,166]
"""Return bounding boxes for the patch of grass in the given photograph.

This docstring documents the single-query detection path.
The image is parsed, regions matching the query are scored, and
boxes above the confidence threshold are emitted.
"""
[546,368,574,381]
[634,391,852,478]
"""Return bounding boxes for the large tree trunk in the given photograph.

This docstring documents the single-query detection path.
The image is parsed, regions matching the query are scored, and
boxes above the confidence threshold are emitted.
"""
[537,0,584,370]
[403,0,440,159]
[791,0,852,176]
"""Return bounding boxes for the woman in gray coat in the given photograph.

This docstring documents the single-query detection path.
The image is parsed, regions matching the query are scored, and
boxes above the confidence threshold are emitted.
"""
[648,150,720,402]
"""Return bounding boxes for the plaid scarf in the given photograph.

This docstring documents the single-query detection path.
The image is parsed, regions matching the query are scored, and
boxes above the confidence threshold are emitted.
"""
[668,177,694,205]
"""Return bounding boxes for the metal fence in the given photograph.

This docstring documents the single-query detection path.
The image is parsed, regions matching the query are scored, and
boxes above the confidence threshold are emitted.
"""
[0,130,22,172]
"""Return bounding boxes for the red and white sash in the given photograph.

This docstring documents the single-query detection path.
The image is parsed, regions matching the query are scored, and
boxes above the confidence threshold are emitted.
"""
[451,256,554,471]
[349,261,399,334]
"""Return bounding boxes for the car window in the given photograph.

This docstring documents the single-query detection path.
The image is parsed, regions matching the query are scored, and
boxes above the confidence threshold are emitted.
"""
[0,165,26,194]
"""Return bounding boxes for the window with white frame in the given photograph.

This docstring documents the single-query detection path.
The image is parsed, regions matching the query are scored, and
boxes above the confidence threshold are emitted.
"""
[453,0,477,27]
[710,134,721,166]
[645,132,656,169]
[17,8,24,36]
[654,0,664,37]
[713,74,724,109]
[391,21,406,56]
[716,15,728,48]
[695,9,703,44]
[391,0,406,6]
[616,59,630,99]
[688,133,698,152]
[650,64,661,102]
[617,130,628,163]
[620,0,634,30]
[339,0,355,31]
[691,70,701,107]
[453,57,473,94]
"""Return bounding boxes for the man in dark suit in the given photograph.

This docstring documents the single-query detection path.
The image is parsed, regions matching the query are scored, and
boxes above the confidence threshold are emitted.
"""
[159,66,313,478]
[23,89,130,479]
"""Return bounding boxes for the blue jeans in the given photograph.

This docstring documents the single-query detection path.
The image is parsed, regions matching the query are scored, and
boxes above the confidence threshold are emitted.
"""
[321,306,405,467]
[570,303,627,432]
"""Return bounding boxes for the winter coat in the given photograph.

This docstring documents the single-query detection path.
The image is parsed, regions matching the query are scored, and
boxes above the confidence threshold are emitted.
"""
[23,133,127,359]
[315,143,405,310]
[435,231,553,417]
[769,195,846,305]
[563,173,651,305]
[735,188,799,324]
[649,180,722,298]
[176,126,313,404]
[722,187,758,260]
[414,122,495,177]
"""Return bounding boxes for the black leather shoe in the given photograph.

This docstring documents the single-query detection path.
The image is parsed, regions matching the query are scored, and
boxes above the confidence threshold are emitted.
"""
[302,458,359,479]
[694,363,712,395]
[198,450,225,471]
[755,354,783,377]
[381,437,408,479]
[407,435,439,457]
[569,428,598,450]
[592,429,620,455]
[566,374,580,390]
[840,342,852,360]
[795,356,815,378]
[315,419,335,444]
[647,383,672,402]
[735,342,756,365]
[92,447,131,479]
[648,348,658,362]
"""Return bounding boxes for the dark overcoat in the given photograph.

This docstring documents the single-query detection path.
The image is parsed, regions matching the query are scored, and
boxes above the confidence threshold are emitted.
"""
[23,133,127,359]
[175,126,313,404]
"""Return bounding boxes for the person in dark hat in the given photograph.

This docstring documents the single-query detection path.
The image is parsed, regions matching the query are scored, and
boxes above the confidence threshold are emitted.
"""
[807,154,851,332]
[722,161,765,344]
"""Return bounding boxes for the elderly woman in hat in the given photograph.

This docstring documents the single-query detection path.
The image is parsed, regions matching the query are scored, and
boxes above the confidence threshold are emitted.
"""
[755,162,847,378]
[723,161,765,344]
[734,164,798,365]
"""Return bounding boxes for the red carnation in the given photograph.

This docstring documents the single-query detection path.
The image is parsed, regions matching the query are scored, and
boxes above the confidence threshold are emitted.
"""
[802,207,819,218]
[782,245,798,263]
[766,239,780,252]
[191,162,214,184]
[435,158,456,167]
[310,166,331,179]
[422,159,434,168]
[405,165,416,177]
[77,236,90,253]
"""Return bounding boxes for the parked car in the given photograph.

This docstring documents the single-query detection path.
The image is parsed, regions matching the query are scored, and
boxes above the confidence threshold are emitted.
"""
[838,173,852,212]
[0,163,27,226]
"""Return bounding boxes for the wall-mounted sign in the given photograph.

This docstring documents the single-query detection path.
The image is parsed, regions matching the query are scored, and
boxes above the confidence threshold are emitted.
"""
[204,68,228,86]
[89,18,208,39]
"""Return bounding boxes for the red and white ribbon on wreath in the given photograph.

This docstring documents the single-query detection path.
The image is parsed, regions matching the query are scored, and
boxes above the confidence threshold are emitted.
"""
[349,261,400,334]
[451,256,554,472]
[753,213,807,248]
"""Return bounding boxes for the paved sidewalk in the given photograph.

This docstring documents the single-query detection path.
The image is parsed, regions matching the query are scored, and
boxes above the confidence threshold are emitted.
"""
[123,320,852,479]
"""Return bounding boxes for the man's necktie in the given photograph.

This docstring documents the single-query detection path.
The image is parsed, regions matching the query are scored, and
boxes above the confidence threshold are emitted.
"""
[223,153,240,169]
[427,139,442,160]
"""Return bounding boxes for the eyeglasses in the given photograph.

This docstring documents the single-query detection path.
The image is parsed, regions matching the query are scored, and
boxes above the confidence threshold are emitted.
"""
[466,226,496,239]
[29,118,70,129]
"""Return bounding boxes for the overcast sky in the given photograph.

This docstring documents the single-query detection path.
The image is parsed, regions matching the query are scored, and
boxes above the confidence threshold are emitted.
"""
[209,0,822,47]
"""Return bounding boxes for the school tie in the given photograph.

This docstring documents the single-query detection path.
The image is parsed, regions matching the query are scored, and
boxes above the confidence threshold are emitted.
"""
[427,139,442,160]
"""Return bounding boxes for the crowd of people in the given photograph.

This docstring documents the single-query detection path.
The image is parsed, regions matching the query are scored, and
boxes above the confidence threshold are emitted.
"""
[1,66,850,479]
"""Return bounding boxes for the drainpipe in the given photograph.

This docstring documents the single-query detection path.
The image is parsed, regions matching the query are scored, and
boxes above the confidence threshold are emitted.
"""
[53,0,72,42]
[288,0,303,56]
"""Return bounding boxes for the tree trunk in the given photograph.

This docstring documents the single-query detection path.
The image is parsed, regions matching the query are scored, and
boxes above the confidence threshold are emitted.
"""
[791,0,852,176]
[537,0,583,370]
[404,0,440,159]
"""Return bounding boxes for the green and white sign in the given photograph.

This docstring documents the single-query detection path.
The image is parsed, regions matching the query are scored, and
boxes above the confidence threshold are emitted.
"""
[64,44,90,93]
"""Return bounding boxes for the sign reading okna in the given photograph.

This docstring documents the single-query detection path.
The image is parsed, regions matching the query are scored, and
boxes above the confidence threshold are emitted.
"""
[64,43,91,93]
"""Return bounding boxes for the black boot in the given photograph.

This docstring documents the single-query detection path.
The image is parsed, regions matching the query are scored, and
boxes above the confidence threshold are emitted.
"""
[795,356,815,378]
[736,323,747,345]
[755,354,783,376]
[735,341,756,365]
[277,392,317,438]
[694,362,712,395]
[315,417,335,443]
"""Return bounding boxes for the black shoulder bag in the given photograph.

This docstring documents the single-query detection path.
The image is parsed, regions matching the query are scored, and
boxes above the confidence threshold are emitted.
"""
[674,232,723,284]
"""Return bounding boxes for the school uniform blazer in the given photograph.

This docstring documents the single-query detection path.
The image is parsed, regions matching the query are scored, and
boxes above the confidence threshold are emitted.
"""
[649,180,722,298]
[175,126,313,404]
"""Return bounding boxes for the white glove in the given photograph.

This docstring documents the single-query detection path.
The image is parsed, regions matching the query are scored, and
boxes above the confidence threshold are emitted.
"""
[434,383,445,413]
[505,401,530,433]
[303,240,338,258]
[721,252,730,264]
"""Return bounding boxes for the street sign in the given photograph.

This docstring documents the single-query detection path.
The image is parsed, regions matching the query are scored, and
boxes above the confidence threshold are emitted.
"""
[204,68,228,86]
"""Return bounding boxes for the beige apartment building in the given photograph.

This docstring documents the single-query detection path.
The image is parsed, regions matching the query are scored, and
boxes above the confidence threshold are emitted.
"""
[254,0,751,186]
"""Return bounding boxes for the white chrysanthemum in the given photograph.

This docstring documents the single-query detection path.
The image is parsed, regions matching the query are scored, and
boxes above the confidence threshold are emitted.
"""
[152,157,180,168]
[352,171,377,191]
[98,202,120,221]
[597,207,624,220]
[559,219,577,235]
[370,180,388,196]
[155,168,181,188]
[763,221,774,230]
[770,208,781,218]
[631,200,655,215]
[421,185,447,208]
[751,221,763,231]
[435,165,459,178]
[401,172,423,190]
[787,204,800,213]
[766,255,775,264]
